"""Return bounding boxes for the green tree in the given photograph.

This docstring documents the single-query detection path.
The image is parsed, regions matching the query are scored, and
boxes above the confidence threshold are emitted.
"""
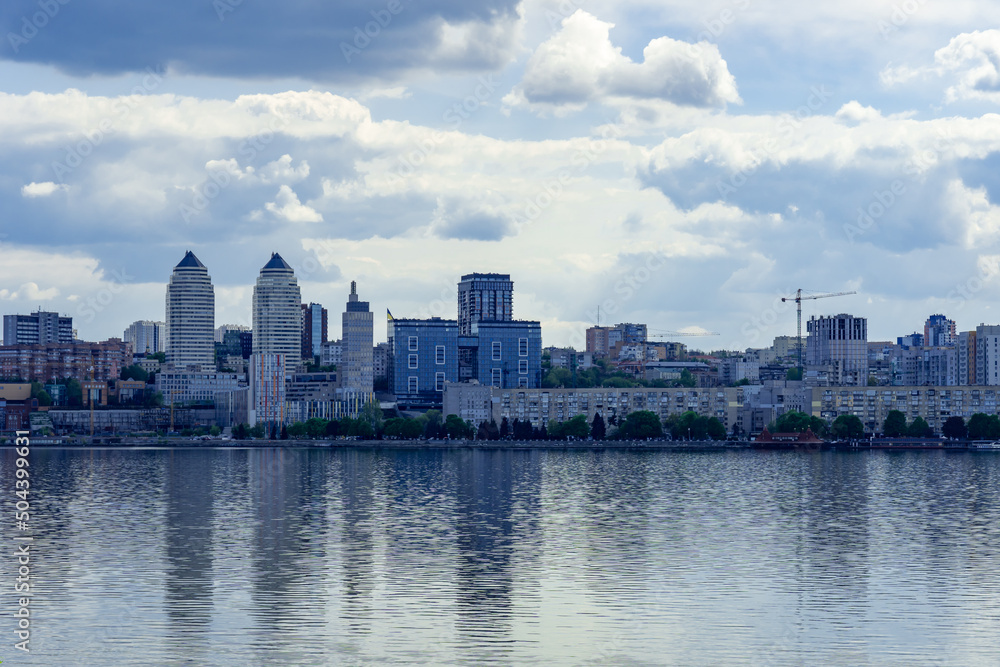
[421,410,443,438]
[305,418,328,439]
[280,424,289,440]
[63,378,83,407]
[942,416,968,440]
[786,368,803,381]
[542,367,573,388]
[616,410,664,439]
[883,410,907,437]
[358,400,384,435]
[907,416,933,438]
[773,411,827,437]
[867,375,879,386]
[119,364,149,382]
[444,414,472,439]
[591,413,606,440]
[233,423,249,439]
[831,415,865,439]
[287,422,308,438]
[209,425,221,436]
[249,423,265,439]
[550,415,589,439]
[677,369,697,388]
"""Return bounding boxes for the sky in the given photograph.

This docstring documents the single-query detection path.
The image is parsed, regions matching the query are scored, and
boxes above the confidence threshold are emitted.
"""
[2,0,1000,350]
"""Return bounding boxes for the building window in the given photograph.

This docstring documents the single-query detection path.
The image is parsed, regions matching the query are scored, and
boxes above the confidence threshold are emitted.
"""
[519,359,528,374]
[519,338,528,356]
[436,345,445,365]
[408,354,418,369]
[436,372,445,392]
[408,336,418,351]
[492,341,502,361]
[492,368,502,387]
[408,376,418,393]
[518,376,528,388]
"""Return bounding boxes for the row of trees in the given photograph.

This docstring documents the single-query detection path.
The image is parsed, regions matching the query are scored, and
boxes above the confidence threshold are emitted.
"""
[541,358,698,390]
[772,410,1000,440]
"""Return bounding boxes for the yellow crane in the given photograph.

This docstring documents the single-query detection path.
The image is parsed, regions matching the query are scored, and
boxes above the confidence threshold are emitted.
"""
[781,289,857,376]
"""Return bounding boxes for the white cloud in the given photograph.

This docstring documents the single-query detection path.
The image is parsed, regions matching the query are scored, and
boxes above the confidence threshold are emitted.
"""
[21,181,67,198]
[503,10,740,115]
[0,282,60,301]
[835,101,882,125]
[263,185,323,223]
[881,29,1000,103]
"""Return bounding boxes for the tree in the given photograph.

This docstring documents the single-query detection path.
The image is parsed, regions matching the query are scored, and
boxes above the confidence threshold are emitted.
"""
[773,411,828,437]
[119,364,149,382]
[287,422,308,438]
[907,416,933,438]
[677,369,696,388]
[867,375,879,386]
[63,378,83,407]
[786,368,803,381]
[233,423,249,439]
[883,410,907,437]
[209,425,221,436]
[550,415,589,439]
[325,419,340,437]
[591,413,606,440]
[249,423,265,439]
[422,410,443,438]
[358,400,384,435]
[616,410,664,439]
[305,418,328,439]
[280,424,289,440]
[942,416,968,440]
[542,367,573,388]
[968,413,1000,440]
[445,414,472,439]
[831,415,864,439]
[499,416,510,439]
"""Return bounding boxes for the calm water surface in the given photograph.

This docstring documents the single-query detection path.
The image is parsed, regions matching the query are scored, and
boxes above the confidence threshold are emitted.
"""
[3,447,1000,666]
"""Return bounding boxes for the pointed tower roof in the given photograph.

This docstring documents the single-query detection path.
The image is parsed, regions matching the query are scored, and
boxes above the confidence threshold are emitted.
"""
[175,250,206,269]
[262,252,292,271]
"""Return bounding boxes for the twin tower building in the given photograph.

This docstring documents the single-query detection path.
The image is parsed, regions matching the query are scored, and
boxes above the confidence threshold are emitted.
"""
[164,250,373,392]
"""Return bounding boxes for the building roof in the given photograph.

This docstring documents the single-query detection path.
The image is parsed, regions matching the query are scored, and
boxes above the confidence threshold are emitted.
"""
[261,252,292,271]
[175,250,206,269]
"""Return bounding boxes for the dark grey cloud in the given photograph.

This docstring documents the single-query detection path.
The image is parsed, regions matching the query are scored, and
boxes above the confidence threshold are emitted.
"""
[1,0,520,80]
[433,201,513,241]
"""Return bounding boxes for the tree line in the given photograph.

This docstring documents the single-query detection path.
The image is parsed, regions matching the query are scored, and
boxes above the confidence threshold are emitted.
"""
[770,410,1000,440]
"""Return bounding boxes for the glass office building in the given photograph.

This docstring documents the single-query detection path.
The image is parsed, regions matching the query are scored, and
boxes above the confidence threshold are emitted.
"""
[467,321,543,389]
[388,318,459,410]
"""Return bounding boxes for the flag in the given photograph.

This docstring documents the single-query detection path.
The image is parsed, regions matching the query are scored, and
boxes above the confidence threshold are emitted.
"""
[387,309,394,321]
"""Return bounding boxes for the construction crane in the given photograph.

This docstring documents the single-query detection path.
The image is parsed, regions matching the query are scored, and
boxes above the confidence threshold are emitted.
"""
[781,289,857,376]
[648,331,721,338]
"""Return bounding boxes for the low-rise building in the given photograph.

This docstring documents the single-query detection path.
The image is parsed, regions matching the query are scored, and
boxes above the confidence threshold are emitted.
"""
[444,384,742,432]
[156,371,244,407]
[810,385,1000,434]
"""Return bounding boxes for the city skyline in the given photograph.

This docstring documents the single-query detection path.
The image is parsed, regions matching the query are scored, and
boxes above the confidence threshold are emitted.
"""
[4,4,1000,351]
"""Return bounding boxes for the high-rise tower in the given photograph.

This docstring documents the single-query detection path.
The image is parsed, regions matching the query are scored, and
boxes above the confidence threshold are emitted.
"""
[252,253,302,363]
[457,273,513,336]
[165,251,215,369]
[342,281,373,392]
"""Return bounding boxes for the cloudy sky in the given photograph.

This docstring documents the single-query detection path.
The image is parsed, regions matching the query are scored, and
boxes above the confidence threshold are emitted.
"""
[3,0,1000,350]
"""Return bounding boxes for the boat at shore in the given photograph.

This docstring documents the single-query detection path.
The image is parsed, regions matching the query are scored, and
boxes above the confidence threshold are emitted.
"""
[969,441,1000,450]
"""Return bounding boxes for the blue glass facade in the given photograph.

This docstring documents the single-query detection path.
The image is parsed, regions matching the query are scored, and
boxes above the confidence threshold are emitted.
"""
[388,318,459,409]
[470,321,543,389]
